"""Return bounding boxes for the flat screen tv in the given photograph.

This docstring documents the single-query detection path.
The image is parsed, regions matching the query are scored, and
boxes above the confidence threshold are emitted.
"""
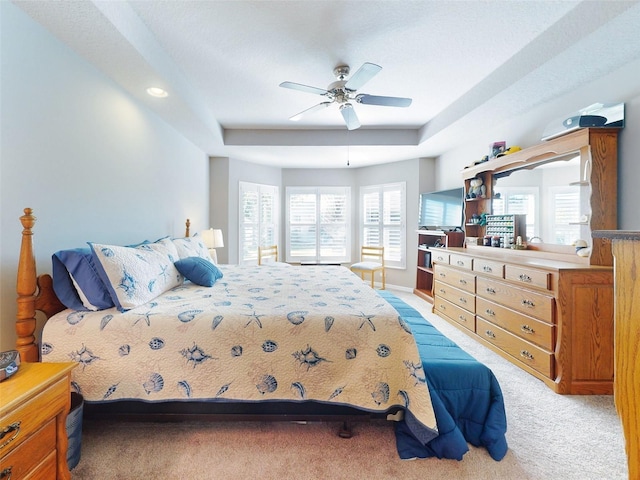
[419,187,464,231]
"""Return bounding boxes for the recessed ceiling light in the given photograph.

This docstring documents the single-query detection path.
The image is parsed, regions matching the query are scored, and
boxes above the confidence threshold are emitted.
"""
[146,87,168,98]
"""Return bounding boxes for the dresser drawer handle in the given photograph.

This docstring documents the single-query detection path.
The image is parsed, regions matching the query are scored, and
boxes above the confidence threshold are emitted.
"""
[438,304,446,311]
[485,308,495,317]
[485,287,496,295]
[439,288,446,294]
[521,299,536,308]
[456,260,465,266]
[0,467,13,480]
[0,422,21,449]
[458,297,467,304]
[520,350,534,361]
[459,279,467,285]
[439,272,446,277]
[519,274,532,283]
[521,325,535,334]
[483,265,493,273]
[485,330,496,339]
[458,315,467,322]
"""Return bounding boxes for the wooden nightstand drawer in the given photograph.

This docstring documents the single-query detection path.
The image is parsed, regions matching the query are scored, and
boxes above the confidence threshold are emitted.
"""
[0,377,67,457]
[434,297,475,332]
[505,265,551,290]
[473,258,504,278]
[0,420,56,479]
[434,265,476,293]
[434,280,475,312]
[477,318,553,377]
[449,253,472,270]
[476,277,554,323]
[476,297,555,350]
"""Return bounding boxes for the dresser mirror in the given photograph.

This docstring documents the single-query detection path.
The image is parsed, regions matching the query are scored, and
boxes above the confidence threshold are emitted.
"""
[492,153,590,246]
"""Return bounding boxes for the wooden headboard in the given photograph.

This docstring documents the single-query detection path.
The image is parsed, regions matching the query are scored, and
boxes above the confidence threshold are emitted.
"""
[15,208,191,362]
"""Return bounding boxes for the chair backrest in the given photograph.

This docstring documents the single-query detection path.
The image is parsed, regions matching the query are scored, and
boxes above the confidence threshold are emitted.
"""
[258,245,278,265]
[361,246,384,265]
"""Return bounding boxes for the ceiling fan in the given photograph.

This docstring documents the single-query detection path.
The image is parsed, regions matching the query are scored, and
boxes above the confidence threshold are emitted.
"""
[279,62,412,130]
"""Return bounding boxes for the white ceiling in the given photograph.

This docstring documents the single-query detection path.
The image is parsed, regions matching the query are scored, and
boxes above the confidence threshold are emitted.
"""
[13,0,640,168]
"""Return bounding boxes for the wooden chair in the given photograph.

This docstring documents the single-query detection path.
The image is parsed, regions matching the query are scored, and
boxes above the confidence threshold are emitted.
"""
[350,246,385,289]
[258,245,279,265]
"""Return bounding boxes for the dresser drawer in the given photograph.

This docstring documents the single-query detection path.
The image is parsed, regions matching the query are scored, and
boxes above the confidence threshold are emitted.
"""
[449,253,472,270]
[433,297,475,332]
[434,280,475,312]
[431,251,450,265]
[473,258,504,278]
[477,318,553,377]
[0,377,67,457]
[476,297,555,350]
[476,277,554,324]
[434,265,475,293]
[505,265,551,291]
[25,450,57,480]
[0,420,56,479]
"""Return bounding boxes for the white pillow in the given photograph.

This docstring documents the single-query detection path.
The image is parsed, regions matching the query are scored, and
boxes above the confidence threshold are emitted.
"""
[172,237,214,263]
[89,238,183,312]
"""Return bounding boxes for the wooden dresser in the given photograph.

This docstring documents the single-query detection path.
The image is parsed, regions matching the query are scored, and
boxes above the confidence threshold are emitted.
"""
[0,362,76,480]
[433,247,614,394]
[592,230,640,479]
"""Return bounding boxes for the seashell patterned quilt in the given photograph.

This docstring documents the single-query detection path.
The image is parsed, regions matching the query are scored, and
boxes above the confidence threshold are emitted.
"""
[41,264,438,444]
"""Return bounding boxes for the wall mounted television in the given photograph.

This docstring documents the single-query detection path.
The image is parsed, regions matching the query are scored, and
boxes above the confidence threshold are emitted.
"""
[419,187,465,231]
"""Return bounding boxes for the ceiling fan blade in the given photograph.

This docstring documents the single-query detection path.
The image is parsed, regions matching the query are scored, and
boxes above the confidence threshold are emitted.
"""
[340,103,361,130]
[290,101,332,121]
[356,94,412,107]
[345,62,382,91]
[279,81,328,96]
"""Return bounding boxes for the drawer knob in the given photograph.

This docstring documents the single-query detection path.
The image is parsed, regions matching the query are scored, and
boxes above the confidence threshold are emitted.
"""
[521,325,535,334]
[439,288,446,294]
[458,315,467,322]
[483,265,493,273]
[520,350,535,361]
[439,272,446,277]
[456,260,465,266]
[485,309,495,317]
[459,297,467,304]
[459,279,467,285]
[486,287,496,295]
[0,467,13,480]
[0,422,21,449]
[519,274,532,283]
[521,299,536,308]
[439,304,446,310]
[485,330,496,339]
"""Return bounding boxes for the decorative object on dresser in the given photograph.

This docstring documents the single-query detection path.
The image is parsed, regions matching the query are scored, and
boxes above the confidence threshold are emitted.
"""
[592,230,640,479]
[428,128,621,394]
[0,362,76,480]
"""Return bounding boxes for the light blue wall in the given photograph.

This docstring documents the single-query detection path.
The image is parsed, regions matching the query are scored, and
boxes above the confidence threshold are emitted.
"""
[0,3,209,351]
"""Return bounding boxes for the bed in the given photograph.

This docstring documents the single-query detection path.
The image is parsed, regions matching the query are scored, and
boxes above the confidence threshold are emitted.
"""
[15,208,507,461]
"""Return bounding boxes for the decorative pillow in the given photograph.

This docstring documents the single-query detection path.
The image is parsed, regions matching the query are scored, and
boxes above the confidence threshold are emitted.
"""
[172,237,214,263]
[174,257,223,287]
[89,238,183,312]
[52,248,115,311]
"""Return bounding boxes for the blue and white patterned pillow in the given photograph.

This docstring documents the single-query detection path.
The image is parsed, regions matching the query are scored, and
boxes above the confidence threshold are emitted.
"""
[89,238,183,312]
[172,237,214,263]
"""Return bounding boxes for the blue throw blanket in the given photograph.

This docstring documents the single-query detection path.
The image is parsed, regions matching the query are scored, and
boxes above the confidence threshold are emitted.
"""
[379,291,508,461]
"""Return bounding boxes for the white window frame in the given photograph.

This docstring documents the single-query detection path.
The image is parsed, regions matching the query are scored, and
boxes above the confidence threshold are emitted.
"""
[239,181,279,265]
[359,182,406,269]
[492,186,539,241]
[285,186,351,263]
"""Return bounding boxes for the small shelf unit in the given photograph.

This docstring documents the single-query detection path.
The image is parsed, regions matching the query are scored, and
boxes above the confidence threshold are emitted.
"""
[414,230,465,303]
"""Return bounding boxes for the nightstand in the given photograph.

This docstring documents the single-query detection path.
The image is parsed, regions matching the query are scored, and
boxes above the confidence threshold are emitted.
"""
[1,362,76,480]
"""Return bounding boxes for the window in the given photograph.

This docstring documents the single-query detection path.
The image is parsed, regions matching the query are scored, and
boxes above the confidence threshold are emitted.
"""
[492,186,539,240]
[547,186,581,244]
[360,182,406,269]
[286,186,351,263]
[239,182,279,264]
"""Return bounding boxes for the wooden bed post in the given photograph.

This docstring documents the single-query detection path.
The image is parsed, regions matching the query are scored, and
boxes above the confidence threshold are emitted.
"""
[16,208,39,362]
[185,218,190,238]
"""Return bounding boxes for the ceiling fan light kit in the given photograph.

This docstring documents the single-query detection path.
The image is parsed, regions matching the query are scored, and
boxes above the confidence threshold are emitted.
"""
[280,62,412,130]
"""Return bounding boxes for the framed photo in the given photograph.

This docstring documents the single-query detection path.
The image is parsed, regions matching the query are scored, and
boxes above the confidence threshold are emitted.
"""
[490,141,506,158]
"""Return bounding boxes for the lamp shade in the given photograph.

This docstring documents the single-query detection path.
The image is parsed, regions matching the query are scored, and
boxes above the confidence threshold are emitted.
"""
[201,228,224,248]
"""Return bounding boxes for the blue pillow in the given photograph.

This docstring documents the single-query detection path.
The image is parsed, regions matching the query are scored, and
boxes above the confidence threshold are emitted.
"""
[174,257,223,287]
[52,248,115,311]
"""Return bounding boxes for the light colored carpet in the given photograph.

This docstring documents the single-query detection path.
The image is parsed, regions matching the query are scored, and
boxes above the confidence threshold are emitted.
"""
[70,291,628,480]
